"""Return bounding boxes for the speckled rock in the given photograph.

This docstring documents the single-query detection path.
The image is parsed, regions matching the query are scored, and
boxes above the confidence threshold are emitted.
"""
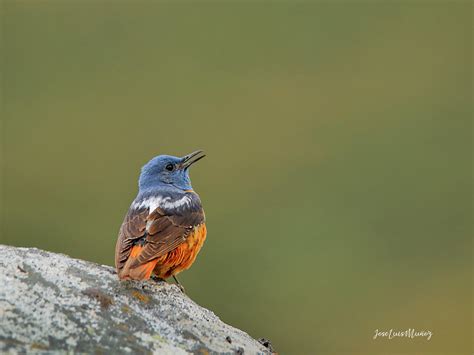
[0,245,270,354]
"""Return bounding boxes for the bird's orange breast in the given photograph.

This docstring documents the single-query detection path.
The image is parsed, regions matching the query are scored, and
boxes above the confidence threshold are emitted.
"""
[153,223,207,279]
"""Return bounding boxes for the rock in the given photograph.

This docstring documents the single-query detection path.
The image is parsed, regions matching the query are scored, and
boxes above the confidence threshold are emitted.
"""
[0,245,271,354]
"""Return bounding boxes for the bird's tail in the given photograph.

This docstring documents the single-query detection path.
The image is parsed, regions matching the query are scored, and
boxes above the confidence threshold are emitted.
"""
[117,245,158,280]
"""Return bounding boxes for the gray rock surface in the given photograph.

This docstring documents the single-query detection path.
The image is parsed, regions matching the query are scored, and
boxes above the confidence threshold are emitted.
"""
[0,245,271,354]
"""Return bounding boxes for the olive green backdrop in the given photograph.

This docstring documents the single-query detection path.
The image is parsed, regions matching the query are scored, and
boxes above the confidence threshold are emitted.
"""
[2,1,472,354]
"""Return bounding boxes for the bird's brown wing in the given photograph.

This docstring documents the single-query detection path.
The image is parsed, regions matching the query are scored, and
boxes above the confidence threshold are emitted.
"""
[114,207,147,274]
[115,206,205,280]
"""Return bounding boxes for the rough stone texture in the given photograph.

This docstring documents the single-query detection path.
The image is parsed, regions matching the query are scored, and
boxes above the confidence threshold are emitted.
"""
[0,245,271,354]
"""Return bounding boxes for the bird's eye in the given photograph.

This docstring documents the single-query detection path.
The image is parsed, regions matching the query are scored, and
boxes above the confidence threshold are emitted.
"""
[165,163,174,171]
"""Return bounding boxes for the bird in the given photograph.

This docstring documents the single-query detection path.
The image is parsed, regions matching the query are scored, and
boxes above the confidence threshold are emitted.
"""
[115,150,206,291]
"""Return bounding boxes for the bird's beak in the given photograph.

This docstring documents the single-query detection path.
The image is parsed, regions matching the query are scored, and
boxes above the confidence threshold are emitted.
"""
[181,150,206,169]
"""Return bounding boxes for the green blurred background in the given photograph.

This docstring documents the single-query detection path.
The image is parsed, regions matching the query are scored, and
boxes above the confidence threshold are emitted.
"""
[1,1,471,354]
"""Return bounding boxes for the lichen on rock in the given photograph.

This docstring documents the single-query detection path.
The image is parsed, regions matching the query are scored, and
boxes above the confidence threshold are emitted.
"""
[0,245,270,354]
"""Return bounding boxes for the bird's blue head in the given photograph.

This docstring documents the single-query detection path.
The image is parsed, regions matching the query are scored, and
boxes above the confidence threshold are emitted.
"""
[138,150,205,192]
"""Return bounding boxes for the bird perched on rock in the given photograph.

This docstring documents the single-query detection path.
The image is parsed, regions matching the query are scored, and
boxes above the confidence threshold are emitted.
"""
[115,150,206,290]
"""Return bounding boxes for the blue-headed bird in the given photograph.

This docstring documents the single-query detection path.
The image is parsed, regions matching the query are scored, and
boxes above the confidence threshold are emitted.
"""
[115,150,206,290]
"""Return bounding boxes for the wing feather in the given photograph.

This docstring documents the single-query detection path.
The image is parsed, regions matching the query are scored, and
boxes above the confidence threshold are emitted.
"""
[115,198,205,279]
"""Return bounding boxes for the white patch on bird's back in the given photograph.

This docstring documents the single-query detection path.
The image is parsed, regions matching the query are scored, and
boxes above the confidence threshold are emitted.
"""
[132,195,192,214]
[145,219,153,231]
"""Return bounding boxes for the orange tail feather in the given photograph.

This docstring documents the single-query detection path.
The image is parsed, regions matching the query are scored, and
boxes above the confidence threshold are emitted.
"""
[119,245,159,280]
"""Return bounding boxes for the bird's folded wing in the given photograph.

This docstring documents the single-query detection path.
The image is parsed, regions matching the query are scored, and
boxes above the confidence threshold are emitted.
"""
[115,206,205,277]
[114,208,148,272]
